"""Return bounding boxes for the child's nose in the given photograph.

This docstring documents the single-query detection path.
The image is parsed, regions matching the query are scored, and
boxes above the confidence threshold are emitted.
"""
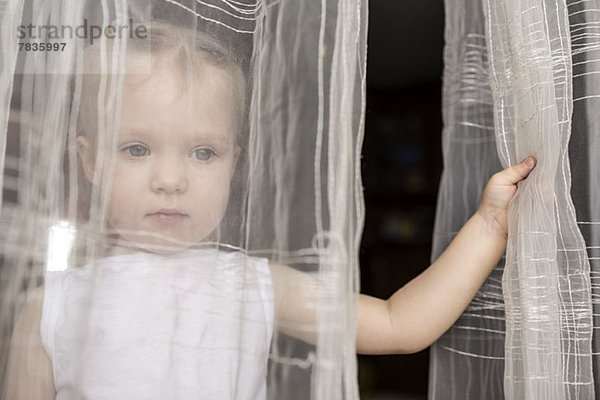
[150,156,188,194]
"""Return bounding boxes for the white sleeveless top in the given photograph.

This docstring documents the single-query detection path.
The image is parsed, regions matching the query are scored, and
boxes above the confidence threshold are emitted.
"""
[41,249,274,400]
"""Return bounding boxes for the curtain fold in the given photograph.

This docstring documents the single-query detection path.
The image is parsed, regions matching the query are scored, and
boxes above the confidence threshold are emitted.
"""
[430,0,599,398]
[0,1,367,398]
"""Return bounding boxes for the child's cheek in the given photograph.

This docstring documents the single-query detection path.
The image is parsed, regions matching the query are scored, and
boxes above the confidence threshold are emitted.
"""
[202,180,230,218]
[106,170,142,228]
[196,173,232,231]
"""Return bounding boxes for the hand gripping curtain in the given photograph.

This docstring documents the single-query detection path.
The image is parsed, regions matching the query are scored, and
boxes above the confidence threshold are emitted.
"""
[0,0,367,399]
[430,0,600,399]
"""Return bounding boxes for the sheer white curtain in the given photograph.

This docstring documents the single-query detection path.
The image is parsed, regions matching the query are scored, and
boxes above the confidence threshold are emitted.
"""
[0,0,366,398]
[430,0,600,398]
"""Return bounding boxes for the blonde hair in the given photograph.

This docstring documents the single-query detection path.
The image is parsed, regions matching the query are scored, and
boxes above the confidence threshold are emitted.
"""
[77,22,246,144]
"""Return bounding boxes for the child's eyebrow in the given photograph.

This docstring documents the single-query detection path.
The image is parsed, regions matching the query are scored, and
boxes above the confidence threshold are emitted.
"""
[118,130,234,147]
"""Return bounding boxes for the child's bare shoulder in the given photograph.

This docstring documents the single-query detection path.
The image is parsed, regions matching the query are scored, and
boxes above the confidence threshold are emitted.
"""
[4,285,54,400]
[15,285,45,332]
[268,262,315,295]
[267,262,318,343]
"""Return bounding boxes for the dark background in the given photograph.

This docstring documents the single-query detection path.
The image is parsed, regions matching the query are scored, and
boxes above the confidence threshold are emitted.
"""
[358,1,445,399]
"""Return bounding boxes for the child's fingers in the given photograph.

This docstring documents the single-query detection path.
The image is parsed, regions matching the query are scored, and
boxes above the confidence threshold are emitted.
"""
[495,156,537,185]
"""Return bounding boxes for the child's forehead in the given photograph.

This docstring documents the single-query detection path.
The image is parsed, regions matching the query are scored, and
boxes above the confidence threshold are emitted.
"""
[117,98,237,144]
[123,54,235,92]
[117,63,239,139]
[122,69,227,104]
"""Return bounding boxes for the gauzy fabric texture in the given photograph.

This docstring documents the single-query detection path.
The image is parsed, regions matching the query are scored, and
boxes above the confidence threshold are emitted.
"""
[430,0,599,399]
[41,249,274,400]
[0,0,367,398]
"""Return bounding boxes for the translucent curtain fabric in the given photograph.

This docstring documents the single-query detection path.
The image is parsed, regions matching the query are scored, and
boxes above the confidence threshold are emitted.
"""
[430,0,600,398]
[251,1,366,398]
[0,1,367,399]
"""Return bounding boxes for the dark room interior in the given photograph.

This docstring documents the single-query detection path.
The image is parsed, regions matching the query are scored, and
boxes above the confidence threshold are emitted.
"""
[359,2,445,398]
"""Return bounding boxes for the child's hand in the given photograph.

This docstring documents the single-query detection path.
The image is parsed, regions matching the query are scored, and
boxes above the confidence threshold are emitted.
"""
[476,156,537,237]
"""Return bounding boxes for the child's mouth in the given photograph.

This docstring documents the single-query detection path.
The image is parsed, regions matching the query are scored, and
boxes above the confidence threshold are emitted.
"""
[147,209,189,224]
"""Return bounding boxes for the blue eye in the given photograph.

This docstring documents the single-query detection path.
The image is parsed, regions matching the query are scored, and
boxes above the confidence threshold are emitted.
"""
[191,147,215,161]
[125,144,149,157]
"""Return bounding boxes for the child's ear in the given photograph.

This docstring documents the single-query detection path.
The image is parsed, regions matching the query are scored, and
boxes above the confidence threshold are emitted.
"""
[76,135,97,185]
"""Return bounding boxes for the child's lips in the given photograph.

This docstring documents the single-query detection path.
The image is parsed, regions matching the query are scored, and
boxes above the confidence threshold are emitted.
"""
[147,209,189,224]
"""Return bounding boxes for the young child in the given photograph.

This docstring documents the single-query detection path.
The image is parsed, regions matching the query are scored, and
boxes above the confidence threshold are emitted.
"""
[3,23,537,399]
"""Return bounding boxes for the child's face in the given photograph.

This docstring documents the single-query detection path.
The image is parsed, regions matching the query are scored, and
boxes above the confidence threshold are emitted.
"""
[78,61,240,253]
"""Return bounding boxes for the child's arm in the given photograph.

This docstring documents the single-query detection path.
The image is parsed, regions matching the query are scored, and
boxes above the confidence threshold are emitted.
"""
[357,157,536,354]
[271,157,536,354]
[3,286,55,400]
